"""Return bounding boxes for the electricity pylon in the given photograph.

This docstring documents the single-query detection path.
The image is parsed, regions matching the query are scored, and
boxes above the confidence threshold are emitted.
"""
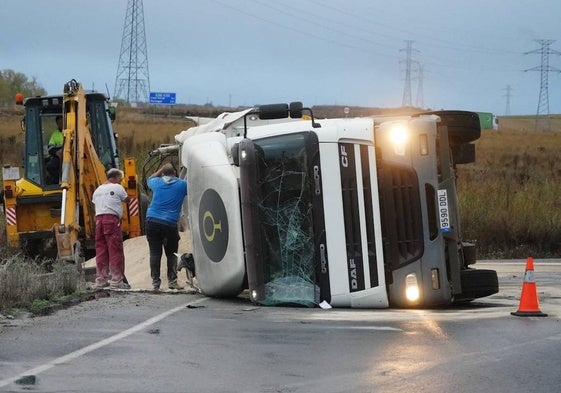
[524,39,561,131]
[414,62,424,109]
[114,0,151,104]
[400,40,418,107]
[503,85,513,116]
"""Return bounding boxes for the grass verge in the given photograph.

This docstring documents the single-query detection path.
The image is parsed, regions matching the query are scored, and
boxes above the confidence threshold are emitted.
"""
[0,254,86,315]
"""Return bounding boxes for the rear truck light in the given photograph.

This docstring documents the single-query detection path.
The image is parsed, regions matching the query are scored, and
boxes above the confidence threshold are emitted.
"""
[389,123,409,156]
[127,176,136,189]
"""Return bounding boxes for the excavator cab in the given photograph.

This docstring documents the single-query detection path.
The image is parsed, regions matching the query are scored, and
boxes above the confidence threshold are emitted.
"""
[21,93,119,188]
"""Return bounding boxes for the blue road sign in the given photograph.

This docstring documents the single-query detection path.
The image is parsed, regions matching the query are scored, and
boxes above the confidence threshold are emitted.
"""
[149,92,176,105]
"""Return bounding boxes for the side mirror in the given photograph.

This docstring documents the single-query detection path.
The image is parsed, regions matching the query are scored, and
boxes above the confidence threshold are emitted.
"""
[20,116,26,132]
[289,101,303,118]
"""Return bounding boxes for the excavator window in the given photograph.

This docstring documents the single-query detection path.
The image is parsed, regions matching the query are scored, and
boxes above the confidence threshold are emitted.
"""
[87,98,118,170]
[23,106,47,186]
[43,114,63,185]
[22,107,64,187]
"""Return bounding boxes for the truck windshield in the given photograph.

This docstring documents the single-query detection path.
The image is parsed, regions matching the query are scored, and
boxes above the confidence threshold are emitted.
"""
[254,132,319,306]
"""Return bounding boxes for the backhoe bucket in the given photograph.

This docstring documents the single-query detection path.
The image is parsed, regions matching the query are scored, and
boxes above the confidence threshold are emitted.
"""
[54,225,73,261]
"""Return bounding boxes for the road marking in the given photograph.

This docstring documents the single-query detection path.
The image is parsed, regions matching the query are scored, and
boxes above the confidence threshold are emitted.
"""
[478,261,561,266]
[0,297,208,388]
[330,325,403,331]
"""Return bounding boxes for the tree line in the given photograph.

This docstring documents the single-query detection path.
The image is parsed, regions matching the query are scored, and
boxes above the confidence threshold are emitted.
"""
[0,70,46,106]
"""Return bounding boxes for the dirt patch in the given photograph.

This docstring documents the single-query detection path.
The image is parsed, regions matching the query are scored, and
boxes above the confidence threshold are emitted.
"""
[84,230,193,290]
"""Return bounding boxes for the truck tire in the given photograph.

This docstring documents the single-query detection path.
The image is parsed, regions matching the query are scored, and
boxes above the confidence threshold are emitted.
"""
[420,110,481,145]
[455,268,499,302]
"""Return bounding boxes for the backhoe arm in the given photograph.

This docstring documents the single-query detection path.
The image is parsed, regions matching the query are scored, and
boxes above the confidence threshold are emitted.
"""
[54,80,107,263]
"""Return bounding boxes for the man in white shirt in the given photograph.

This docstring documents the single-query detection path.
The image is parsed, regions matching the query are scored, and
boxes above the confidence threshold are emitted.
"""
[92,168,131,289]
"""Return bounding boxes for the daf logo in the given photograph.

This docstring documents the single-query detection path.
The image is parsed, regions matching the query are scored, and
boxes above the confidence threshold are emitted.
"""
[349,258,358,289]
[199,189,229,262]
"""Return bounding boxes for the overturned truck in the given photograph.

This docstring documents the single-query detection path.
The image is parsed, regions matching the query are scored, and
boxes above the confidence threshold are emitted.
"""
[165,103,498,308]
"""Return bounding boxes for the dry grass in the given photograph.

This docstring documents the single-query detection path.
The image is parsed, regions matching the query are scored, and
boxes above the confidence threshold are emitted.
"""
[0,107,194,167]
[0,255,83,313]
[113,111,193,157]
[458,126,561,257]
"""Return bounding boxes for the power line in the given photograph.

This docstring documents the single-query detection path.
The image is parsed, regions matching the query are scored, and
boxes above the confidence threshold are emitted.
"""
[114,0,151,103]
[210,0,398,60]
[524,39,561,131]
[213,0,519,73]
[305,0,521,56]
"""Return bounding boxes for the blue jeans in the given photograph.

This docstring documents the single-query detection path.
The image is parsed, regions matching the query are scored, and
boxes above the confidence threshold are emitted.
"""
[146,220,180,288]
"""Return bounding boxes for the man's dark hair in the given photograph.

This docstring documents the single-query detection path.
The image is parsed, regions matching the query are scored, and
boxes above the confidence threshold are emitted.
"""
[161,163,176,176]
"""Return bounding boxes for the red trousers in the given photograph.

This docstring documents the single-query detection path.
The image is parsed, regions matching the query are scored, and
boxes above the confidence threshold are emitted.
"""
[95,214,125,285]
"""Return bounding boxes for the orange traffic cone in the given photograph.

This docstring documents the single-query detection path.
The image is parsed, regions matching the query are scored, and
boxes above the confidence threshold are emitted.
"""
[511,257,547,317]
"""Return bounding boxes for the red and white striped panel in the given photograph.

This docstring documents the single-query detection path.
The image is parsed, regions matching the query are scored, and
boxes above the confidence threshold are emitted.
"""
[6,207,16,226]
[129,198,139,216]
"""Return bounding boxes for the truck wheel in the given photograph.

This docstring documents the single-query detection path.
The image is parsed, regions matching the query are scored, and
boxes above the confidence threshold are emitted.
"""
[421,110,481,145]
[455,268,499,302]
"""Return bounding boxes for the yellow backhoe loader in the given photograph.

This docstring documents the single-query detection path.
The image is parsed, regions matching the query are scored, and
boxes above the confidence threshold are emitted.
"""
[1,79,144,264]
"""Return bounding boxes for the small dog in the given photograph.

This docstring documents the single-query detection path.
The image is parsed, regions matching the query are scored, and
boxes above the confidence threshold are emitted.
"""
[177,253,196,287]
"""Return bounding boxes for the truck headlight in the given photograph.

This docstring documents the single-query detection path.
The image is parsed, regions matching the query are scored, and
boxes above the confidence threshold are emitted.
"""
[405,273,420,302]
[389,124,409,156]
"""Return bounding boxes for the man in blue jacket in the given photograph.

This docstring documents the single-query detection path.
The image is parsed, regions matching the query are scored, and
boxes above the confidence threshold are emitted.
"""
[146,163,188,291]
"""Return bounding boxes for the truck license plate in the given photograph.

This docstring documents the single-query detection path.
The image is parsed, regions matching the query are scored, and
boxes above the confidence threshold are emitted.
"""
[437,189,451,233]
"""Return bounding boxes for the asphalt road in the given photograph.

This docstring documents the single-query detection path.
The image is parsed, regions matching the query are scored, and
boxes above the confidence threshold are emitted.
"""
[0,260,560,393]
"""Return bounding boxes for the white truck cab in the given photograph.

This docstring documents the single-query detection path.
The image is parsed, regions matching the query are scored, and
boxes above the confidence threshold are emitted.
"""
[172,103,498,308]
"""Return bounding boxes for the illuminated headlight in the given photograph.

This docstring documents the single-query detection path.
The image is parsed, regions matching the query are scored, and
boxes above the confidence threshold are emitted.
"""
[389,124,409,156]
[251,289,258,300]
[405,273,420,302]
[240,149,247,160]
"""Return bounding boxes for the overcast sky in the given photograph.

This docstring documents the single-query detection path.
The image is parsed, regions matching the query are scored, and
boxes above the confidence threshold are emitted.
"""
[2,0,561,115]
